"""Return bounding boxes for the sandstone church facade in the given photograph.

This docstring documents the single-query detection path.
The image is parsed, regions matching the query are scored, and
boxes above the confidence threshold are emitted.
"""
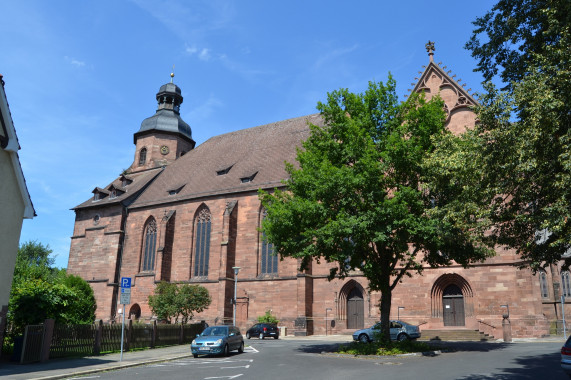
[67,48,568,338]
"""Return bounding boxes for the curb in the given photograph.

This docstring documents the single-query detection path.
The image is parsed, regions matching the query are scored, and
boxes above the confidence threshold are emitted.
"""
[320,350,442,360]
[29,354,194,380]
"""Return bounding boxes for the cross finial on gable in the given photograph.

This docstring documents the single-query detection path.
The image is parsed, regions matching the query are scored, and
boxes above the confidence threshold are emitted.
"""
[425,41,435,62]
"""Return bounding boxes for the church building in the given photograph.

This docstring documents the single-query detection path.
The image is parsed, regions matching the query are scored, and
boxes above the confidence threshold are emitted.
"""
[67,47,567,338]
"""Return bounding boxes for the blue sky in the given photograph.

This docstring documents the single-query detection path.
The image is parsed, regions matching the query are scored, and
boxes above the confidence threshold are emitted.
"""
[2,0,497,269]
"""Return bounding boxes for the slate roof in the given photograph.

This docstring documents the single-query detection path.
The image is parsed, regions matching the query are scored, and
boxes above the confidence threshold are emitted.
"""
[73,167,163,210]
[130,114,324,209]
[137,108,193,143]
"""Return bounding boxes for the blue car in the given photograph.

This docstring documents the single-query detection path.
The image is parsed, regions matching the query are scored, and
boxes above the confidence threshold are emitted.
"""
[191,325,244,357]
[352,320,421,342]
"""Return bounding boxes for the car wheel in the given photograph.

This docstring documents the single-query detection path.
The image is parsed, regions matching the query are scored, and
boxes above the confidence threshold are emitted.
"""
[238,342,244,353]
[398,333,409,341]
[359,334,369,343]
[223,344,230,356]
[274,336,279,339]
[259,333,264,340]
[246,332,250,339]
[193,354,198,358]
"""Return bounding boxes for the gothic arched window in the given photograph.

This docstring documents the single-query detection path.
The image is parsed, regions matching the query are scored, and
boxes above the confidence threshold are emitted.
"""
[141,218,157,272]
[562,271,571,298]
[139,147,147,166]
[193,207,211,277]
[539,270,549,299]
[260,210,278,275]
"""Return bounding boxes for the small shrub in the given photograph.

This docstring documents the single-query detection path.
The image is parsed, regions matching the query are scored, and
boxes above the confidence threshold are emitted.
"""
[338,339,432,356]
[257,310,279,324]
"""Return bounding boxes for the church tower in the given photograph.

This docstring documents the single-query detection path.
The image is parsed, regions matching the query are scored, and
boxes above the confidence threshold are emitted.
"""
[130,73,196,173]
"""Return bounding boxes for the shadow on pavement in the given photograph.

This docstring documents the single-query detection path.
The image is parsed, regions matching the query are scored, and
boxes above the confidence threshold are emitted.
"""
[294,341,513,355]
[427,341,511,352]
[457,350,566,380]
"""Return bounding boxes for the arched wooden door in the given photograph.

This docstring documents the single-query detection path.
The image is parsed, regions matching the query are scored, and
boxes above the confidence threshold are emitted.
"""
[443,284,465,326]
[346,287,364,329]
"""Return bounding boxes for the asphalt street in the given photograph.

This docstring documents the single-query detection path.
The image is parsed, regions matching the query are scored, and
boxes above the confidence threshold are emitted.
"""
[49,338,568,380]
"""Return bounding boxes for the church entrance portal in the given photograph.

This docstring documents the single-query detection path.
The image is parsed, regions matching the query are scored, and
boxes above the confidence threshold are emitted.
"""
[346,287,364,329]
[442,284,465,326]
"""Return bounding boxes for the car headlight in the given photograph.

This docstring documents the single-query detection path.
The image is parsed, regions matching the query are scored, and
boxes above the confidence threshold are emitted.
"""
[191,339,196,345]
[215,339,223,345]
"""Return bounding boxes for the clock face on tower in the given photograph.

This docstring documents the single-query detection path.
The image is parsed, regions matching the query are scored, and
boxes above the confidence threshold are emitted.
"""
[160,145,170,155]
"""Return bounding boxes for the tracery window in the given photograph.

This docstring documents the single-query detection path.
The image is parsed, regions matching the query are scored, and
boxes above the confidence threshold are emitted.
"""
[193,207,211,277]
[141,218,157,272]
[539,270,549,299]
[562,271,571,298]
[260,211,278,275]
[139,148,147,166]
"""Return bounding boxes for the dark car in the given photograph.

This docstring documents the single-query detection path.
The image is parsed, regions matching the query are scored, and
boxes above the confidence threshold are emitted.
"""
[352,320,421,342]
[191,325,244,357]
[561,335,571,377]
[246,323,279,339]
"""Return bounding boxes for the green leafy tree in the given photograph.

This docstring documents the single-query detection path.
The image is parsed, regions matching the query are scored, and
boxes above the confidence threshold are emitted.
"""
[177,284,211,324]
[464,0,571,269]
[12,241,56,283]
[148,282,211,323]
[260,77,493,340]
[257,310,279,324]
[8,241,96,334]
[148,282,178,322]
[57,272,97,324]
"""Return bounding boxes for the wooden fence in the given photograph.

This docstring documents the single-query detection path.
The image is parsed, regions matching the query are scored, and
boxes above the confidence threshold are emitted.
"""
[15,319,205,364]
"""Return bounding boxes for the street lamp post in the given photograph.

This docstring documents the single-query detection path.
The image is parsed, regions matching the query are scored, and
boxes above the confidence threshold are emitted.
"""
[232,267,241,326]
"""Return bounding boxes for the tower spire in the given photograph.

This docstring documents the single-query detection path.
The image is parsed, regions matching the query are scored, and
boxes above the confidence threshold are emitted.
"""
[170,64,175,83]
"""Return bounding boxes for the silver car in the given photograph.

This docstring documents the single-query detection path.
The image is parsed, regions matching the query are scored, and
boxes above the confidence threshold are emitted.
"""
[352,320,421,342]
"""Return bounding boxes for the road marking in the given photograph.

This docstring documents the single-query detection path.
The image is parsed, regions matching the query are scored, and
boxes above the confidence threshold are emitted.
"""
[220,365,250,369]
[204,375,243,379]
[246,346,259,353]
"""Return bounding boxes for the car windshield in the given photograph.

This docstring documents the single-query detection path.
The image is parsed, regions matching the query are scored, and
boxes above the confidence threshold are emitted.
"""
[201,326,228,336]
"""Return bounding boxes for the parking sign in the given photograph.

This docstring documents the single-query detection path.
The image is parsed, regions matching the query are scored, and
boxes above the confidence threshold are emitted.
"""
[121,277,131,288]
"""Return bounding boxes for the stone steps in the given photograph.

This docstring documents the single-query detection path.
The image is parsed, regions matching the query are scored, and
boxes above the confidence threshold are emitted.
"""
[418,329,494,342]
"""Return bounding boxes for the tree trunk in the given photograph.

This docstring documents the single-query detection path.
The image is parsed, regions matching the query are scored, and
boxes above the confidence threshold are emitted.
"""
[379,285,392,343]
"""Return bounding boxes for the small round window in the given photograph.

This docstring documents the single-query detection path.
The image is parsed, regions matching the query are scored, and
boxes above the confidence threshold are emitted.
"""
[93,214,101,225]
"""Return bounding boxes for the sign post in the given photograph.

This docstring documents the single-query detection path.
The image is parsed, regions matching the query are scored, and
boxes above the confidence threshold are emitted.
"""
[120,277,131,362]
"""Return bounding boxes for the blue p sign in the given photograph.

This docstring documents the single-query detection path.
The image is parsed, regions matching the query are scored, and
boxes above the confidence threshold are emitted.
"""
[121,277,131,288]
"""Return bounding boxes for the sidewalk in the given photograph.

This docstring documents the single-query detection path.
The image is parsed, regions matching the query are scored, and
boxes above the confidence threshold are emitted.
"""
[0,334,563,380]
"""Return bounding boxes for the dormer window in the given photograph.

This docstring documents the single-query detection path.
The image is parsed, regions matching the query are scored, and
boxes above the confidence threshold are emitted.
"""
[92,187,109,202]
[217,165,233,176]
[167,184,185,196]
[121,175,133,187]
[240,172,257,183]
[107,185,124,199]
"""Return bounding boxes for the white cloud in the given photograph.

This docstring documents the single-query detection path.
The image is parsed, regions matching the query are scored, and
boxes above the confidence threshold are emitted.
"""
[198,48,211,61]
[64,56,86,67]
[185,44,212,61]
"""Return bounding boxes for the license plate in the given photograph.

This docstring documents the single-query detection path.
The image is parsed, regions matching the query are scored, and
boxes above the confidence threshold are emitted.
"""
[199,347,210,351]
